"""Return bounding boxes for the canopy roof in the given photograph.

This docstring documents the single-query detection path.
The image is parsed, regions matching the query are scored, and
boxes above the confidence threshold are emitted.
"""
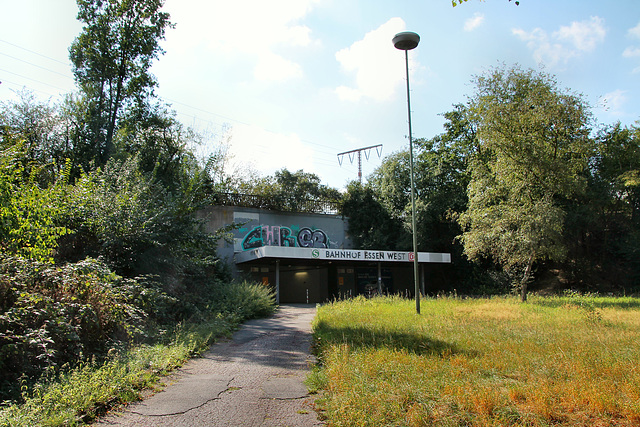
[234,246,451,264]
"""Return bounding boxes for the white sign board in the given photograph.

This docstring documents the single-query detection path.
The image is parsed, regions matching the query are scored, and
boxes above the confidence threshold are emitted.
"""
[235,246,451,264]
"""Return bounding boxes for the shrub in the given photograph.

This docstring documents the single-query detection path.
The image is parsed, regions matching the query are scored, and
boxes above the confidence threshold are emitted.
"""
[0,143,70,263]
[0,257,171,403]
[56,158,232,301]
[0,280,278,425]
[209,281,277,321]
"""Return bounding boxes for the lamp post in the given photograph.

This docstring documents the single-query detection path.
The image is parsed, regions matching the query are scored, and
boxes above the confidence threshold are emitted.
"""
[393,31,421,315]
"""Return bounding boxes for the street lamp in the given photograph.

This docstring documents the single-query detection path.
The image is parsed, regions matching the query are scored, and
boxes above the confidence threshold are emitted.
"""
[393,31,421,315]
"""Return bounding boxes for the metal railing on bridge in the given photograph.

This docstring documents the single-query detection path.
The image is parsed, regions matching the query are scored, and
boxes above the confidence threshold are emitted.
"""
[209,192,341,215]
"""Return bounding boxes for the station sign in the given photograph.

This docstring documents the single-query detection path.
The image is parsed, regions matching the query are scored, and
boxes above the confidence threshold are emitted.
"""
[235,246,451,264]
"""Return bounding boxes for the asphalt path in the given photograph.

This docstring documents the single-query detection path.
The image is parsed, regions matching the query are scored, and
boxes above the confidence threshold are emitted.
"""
[97,304,324,426]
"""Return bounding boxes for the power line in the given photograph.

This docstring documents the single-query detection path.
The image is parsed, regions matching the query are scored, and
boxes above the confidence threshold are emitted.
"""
[0,68,69,92]
[0,40,374,186]
[0,40,342,158]
[0,39,70,66]
[159,94,340,154]
[0,52,73,80]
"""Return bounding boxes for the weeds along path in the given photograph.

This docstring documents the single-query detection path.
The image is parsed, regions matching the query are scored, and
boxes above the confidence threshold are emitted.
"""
[97,305,323,427]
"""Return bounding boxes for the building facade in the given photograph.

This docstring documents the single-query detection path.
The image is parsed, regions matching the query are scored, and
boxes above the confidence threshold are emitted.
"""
[198,205,451,304]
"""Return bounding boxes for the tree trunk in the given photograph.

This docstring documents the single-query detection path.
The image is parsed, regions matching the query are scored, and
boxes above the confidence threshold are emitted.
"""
[105,59,126,165]
[520,252,535,302]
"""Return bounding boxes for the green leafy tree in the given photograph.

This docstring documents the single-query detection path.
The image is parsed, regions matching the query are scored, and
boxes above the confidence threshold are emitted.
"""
[413,105,477,252]
[69,0,172,167]
[458,65,592,301]
[340,181,408,250]
[0,140,70,263]
[365,105,476,253]
[594,123,640,225]
[0,90,70,185]
[240,169,341,213]
[273,169,342,210]
[354,106,492,292]
[116,102,203,192]
[563,122,640,291]
[368,150,412,230]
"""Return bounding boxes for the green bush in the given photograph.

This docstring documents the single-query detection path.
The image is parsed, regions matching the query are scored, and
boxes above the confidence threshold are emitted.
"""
[0,143,70,263]
[57,158,171,270]
[210,281,277,321]
[0,331,222,427]
[56,158,231,299]
[0,257,172,403]
[0,280,277,426]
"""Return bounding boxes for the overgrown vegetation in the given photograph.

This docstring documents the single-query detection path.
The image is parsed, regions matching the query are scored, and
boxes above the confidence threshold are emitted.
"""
[0,281,275,427]
[310,296,640,426]
[2,0,639,424]
[0,113,278,420]
[0,0,279,423]
[341,66,640,297]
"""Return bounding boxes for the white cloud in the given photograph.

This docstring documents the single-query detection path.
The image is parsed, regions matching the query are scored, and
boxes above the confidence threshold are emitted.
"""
[254,52,303,82]
[225,124,315,177]
[334,86,362,103]
[629,21,640,39]
[464,13,484,32]
[513,16,606,68]
[598,90,627,114]
[334,17,413,102]
[625,21,640,73]
[623,47,640,58]
[555,16,606,51]
[162,0,320,83]
[512,28,567,67]
[195,0,318,52]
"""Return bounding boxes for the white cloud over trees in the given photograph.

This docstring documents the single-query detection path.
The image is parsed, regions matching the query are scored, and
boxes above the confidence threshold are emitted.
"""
[513,16,606,68]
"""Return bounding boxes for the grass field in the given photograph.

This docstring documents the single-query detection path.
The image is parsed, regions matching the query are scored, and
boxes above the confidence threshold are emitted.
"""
[309,294,640,426]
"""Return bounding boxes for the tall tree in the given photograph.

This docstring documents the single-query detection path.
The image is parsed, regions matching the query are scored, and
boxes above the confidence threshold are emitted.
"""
[565,122,640,291]
[368,150,412,230]
[272,169,342,212]
[458,65,592,301]
[594,123,640,226]
[413,104,477,252]
[341,181,409,250]
[117,102,199,190]
[366,105,477,253]
[69,0,172,167]
[0,90,69,184]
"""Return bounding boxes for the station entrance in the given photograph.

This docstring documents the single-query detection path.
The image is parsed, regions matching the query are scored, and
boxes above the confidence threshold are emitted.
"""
[235,247,451,304]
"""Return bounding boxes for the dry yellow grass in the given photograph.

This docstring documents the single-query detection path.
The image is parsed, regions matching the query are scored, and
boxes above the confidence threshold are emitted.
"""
[310,295,640,426]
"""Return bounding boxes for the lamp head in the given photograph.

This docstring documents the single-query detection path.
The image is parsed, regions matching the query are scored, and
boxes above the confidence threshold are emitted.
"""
[393,32,420,50]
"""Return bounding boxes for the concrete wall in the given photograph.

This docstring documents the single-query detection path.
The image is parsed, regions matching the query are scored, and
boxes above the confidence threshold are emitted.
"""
[197,205,351,274]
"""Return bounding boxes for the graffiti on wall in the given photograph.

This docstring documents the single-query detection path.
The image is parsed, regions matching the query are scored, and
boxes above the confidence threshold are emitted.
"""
[241,225,330,250]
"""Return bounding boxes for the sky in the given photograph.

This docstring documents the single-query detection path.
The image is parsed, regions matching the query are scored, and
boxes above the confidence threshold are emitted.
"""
[1,0,640,190]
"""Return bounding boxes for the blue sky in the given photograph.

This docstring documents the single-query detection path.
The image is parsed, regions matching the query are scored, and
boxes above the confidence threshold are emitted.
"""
[1,0,639,190]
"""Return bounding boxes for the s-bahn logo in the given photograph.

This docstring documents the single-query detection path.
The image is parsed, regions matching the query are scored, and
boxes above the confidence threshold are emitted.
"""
[312,249,320,258]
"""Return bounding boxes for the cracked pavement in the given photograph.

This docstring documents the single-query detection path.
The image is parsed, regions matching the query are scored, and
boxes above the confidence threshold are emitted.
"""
[96,304,324,426]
